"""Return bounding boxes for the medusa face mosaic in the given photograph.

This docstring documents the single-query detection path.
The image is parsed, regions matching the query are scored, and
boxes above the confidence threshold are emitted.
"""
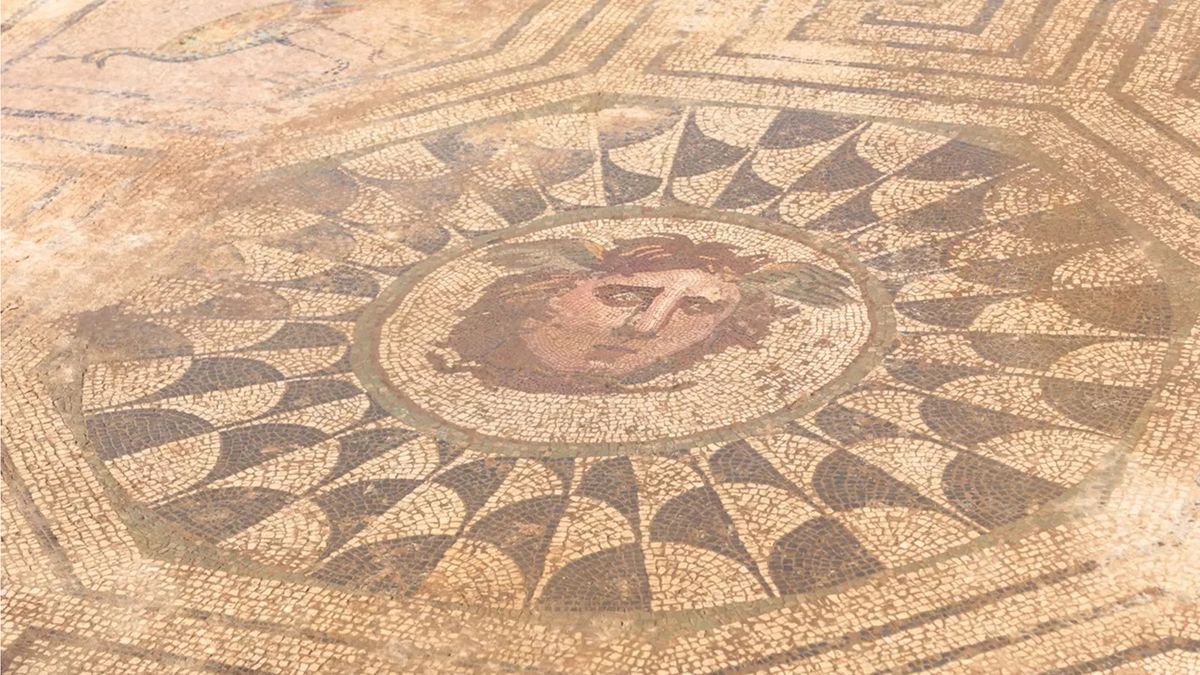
[360,213,885,450]
[442,234,775,393]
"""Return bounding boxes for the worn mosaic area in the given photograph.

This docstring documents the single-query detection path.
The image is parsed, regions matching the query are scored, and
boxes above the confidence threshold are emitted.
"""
[3,0,1199,672]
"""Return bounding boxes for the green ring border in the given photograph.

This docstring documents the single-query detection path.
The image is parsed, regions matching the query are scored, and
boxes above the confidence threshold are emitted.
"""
[352,204,897,457]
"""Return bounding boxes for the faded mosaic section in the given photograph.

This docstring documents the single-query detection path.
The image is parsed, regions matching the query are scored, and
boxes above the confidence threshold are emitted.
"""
[69,103,1169,613]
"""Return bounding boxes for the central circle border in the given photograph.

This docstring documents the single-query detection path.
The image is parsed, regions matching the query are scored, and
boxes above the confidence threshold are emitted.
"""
[352,204,897,457]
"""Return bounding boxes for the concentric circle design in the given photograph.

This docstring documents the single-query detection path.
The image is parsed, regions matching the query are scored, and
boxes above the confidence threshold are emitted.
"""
[355,208,889,454]
[72,101,1169,613]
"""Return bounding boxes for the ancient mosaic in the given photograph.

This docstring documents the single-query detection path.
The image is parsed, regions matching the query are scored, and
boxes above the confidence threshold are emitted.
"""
[3,0,1197,671]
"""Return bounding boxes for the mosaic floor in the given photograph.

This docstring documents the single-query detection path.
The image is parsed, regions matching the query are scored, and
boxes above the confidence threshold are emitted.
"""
[3,0,1199,672]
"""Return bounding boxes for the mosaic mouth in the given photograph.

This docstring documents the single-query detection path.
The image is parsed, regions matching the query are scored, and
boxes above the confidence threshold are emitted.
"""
[353,207,893,455]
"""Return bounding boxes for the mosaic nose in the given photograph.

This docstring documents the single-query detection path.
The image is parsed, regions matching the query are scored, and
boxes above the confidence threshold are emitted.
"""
[624,292,683,335]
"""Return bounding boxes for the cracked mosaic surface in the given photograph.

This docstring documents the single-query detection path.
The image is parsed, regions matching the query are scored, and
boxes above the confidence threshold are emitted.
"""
[3,0,1198,671]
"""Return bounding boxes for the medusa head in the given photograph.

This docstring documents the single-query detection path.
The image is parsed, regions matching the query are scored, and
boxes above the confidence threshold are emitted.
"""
[429,234,855,394]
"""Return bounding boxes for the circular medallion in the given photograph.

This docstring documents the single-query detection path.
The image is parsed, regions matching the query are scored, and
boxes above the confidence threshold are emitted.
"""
[355,208,891,454]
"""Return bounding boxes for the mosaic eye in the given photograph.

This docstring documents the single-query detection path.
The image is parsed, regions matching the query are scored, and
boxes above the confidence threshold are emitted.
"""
[594,285,658,307]
[679,297,725,315]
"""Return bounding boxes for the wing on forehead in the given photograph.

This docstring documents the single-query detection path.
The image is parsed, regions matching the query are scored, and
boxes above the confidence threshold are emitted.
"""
[482,238,604,273]
[602,234,770,275]
[745,261,855,307]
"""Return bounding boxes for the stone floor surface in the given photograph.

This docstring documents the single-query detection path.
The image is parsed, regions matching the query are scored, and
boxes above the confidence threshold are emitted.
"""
[2,0,1199,672]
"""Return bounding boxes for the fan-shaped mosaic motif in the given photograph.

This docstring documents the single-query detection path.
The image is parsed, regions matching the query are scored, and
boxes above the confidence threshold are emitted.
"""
[75,102,1168,612]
